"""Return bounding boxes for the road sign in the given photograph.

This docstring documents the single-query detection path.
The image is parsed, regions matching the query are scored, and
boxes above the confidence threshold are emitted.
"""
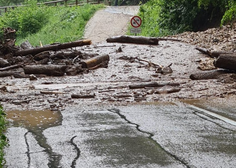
[130,16,142,28]
[130,28,141,34]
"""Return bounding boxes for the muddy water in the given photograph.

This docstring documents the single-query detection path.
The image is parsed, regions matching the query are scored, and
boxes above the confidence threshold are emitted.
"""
[6,110,63,168]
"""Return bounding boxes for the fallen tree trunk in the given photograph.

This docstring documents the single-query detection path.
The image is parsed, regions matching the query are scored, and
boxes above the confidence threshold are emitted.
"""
[214,54,236,71]
[15,40,91,56]
[190,70,229,80]
[0,64,23,71]
[129,82,180,89]
[0,68,25,78]
[24,65,67,76]
[71,93,95,99]
[106,35,159,45]
[80,54,109,69]
[195,47,232,58]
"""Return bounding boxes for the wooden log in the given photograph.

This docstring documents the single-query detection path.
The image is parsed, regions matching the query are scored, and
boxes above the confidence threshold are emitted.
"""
[0,64,23,71]
[195,47,232,58]
[190,70,229,80]
[154,87,181,94]
[40,91,64,94]
[50,50,82,59]
[15,40,91,56]
[129,82,180,89]
[0,58,10,67]
[71,93,95,99]
[106,35,159,45]
[0,68,25,78]
[34,51,50,61]
[80,54,109,69]
[214,54,236,71]
[24,65,67,76]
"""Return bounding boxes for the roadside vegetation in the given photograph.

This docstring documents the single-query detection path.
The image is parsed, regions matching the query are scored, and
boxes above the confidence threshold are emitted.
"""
[137,0,236,37]
[0,106,7,167]
[0,0,104,46]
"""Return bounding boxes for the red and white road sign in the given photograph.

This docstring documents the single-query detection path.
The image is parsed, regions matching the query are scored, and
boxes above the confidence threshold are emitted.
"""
[130,16,142,28]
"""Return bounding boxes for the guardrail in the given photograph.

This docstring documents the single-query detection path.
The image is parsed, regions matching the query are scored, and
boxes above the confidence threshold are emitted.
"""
[0,0,107,13]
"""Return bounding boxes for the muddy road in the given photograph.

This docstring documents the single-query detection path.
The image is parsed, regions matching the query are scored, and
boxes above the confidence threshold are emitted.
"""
[1,6,236,168]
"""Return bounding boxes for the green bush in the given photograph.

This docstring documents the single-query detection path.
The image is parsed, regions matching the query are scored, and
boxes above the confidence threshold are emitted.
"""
[138,0,233,37]
[0,0,49,38]
[0,105,7,167]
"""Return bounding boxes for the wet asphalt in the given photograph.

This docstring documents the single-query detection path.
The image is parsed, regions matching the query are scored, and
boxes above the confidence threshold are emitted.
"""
[4,100,236,168]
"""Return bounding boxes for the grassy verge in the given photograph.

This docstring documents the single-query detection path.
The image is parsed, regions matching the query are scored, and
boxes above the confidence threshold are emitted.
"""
[0,2,104,46]
[0,106,7,167]
[128,0,161,37]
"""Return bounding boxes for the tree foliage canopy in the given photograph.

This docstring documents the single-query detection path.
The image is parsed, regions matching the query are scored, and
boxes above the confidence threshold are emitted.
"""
[138,0,236,37]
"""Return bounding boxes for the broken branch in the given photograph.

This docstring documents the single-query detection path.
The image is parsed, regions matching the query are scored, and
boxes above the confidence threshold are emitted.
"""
[15,40,91,56]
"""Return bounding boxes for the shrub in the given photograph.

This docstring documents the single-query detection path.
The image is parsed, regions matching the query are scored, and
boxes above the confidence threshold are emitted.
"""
[0,0,49,38]
[0,105,7,167]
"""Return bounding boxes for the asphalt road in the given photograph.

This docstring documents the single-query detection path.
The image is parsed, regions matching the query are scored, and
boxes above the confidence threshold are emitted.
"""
[5,99,236,168]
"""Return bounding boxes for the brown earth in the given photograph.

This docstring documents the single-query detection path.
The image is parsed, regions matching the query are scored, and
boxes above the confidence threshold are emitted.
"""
[1,6,236,111]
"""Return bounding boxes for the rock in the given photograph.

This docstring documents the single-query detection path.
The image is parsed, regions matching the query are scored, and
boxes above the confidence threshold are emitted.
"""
[29,74,37,80]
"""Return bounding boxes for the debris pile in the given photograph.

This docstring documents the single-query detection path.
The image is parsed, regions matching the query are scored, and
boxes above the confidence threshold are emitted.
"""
[171,24,236,52]
[168,24,236,83]
[0,28,110,79]
[190,47,236,83]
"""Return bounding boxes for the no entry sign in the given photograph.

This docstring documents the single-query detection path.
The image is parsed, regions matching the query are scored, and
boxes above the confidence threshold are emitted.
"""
[130,16,142,28]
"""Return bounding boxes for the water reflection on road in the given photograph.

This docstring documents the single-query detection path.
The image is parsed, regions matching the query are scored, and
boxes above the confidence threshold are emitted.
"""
[4,100,236,168]
[6,110,63,168]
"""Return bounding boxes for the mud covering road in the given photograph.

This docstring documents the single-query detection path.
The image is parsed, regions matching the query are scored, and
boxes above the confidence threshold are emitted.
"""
[2,6,236,168]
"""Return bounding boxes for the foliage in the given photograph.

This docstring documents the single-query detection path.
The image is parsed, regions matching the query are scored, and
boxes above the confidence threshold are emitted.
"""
[222,3,236,25]
[158,0,201,35]
[0,2,103,46]
[138,0,233,37]
[0,105,7,167]
[128,0,160,37]
[0,0,24,6]
[0,0,49,38]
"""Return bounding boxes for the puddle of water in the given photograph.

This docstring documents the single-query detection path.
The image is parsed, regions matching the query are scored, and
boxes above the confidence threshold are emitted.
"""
[6,110,63,168]
[6,110,62,129]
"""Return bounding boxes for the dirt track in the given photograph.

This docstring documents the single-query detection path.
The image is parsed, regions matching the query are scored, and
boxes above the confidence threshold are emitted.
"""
[84,6,139,43]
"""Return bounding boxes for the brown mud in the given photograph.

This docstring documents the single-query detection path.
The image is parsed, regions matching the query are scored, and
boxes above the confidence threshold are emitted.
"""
[1,6,236,112]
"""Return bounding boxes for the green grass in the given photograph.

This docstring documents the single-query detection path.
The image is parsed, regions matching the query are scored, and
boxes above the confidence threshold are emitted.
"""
[0,106,7,167]
[18,4,103,46]
[0,2,104,46]
[128,0,162,37]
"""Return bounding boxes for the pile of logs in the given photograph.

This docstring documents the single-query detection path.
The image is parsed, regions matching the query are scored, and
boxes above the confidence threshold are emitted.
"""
[190,47,236,81]
[0,28,110,78]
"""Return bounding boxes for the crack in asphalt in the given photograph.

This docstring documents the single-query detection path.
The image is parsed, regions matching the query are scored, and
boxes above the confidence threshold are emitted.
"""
[24,131,31,168]
[108,108,191,168]
[70,135,81,168]
[30,130,62,168]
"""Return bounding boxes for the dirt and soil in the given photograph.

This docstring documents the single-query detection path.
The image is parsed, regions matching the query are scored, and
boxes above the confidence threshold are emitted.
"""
[1,6,236,112]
